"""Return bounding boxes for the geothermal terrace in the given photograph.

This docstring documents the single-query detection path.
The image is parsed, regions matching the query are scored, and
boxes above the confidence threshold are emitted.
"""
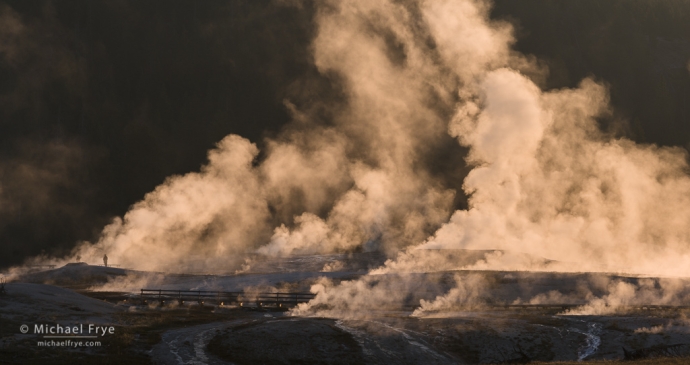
[3,250,690,364]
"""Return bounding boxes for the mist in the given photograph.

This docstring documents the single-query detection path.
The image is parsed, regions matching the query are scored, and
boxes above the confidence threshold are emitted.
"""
[4,0,690,320]
[70,0,687,272]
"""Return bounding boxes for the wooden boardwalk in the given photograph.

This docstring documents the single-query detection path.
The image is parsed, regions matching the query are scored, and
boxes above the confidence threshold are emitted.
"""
[139,289,316,308]
[126,290,690,312]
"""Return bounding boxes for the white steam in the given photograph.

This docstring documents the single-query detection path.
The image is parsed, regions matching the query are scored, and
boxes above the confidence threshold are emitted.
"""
[71,0,468,272]
[18,0,690,315]
[287,0,690,317]
[423,72,690,276]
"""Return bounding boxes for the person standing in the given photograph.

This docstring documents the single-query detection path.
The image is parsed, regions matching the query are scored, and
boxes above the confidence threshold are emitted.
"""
[103,254,108,267]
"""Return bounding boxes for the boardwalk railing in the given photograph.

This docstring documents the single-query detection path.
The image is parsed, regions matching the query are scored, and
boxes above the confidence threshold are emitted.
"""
[26,265,56,270]
[139,289,315,308]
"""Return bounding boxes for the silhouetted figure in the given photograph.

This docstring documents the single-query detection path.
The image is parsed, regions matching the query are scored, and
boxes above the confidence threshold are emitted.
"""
[0,277,6,296]
[103,254,108,267]
[76,255,81,262]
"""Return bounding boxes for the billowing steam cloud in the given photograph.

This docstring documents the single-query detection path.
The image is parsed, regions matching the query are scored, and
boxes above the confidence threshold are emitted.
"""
[38,0,690,312]
[74,135,272,272]
[72,0,464,272]
[290,0,690,317]
[422,71,690,276]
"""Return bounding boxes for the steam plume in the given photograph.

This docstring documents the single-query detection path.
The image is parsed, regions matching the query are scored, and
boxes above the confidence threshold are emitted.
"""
[35,0,690,314]
[72,0,464,272]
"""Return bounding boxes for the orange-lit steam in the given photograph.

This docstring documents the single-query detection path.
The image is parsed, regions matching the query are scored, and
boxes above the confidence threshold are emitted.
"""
[54,0,690,295]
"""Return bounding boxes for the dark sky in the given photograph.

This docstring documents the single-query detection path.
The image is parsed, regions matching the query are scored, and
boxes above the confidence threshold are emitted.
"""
[1,0,689,269]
